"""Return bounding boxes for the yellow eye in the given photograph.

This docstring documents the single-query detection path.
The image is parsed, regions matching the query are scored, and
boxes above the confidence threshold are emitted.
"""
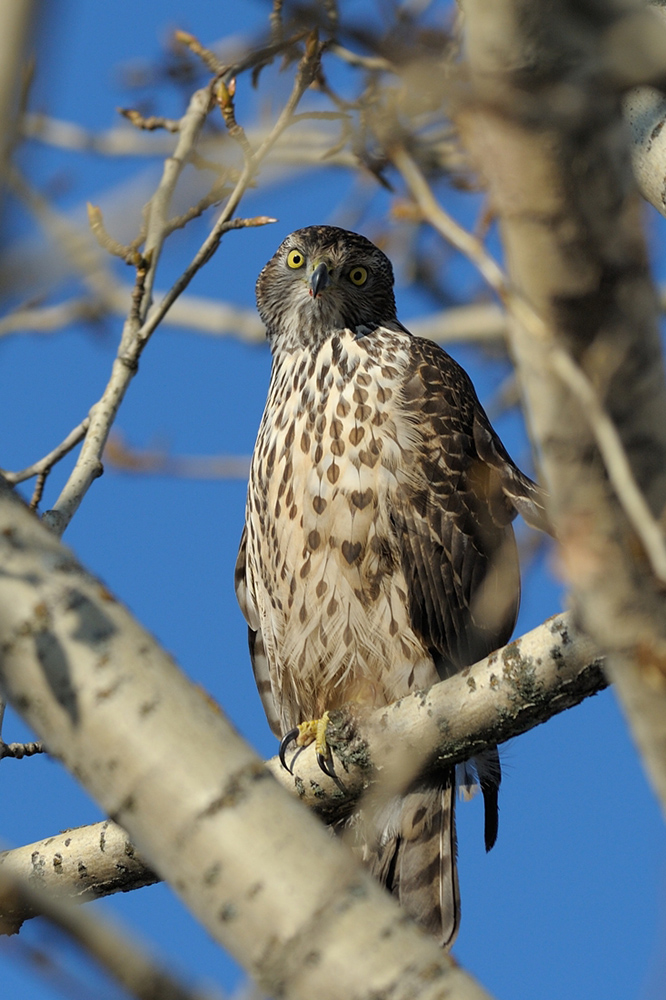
[349,266,368,286]
[287,249,305,269]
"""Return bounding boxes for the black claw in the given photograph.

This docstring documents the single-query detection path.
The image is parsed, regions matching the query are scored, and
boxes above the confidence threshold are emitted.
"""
[279,728,299,773]
[317,751,335,779]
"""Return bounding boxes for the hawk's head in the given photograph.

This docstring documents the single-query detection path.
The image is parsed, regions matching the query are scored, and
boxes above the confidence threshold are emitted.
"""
[256,225,397,349]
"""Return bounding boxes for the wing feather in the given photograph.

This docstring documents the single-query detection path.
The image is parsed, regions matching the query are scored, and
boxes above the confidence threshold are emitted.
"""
[390,335,546,850]
[235,526,282,737]
[393,336,545,675]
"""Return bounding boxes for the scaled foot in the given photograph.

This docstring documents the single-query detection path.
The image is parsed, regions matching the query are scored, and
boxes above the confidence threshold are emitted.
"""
[279,710,333,777]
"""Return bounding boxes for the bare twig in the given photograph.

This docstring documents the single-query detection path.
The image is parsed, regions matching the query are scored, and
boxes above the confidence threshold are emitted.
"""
[139,34,323,342]
[174,29,225,76]
[42,34,324,535]
[28,472,47,511]
[138,87,214,322]
[215,78,253,159]
[43,87,212,534]
[392,147,666,583]
[87,202,141,263]
[119,107,181,133]
[0,739,44,760]
[1,419,89,486]
[163,174,234,236]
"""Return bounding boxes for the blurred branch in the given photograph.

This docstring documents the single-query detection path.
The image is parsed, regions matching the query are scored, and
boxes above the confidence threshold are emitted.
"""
[463,0,666,818]
[0,0,36,197]
[104,433,251,480]
[0,867,226,1000]
[0,288,507,344]
[0,476,494,1000]
[620,0,666,218]
[7,165,125,308]
[0,297,108,337]
[22,111,181,155]
[119,107,181,133]
[392,146,666,585]
[0,610,604,926]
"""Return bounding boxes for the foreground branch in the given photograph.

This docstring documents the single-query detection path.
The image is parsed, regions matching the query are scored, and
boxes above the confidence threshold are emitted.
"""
[463,0,666,815]
[0,479,493,1000]
[0,867,224,1000]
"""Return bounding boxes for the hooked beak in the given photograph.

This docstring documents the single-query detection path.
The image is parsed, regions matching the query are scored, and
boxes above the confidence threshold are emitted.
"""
[309,261,329,298]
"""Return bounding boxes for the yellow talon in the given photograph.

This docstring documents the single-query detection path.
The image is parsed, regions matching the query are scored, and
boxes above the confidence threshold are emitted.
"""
[316,710,331,761]
[295,718,318,746]
[296,710,331,760]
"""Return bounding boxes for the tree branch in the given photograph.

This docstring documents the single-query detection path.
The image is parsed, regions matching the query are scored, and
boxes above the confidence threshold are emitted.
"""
[0,608,605,929]
[0,477,494,1000]
[0,821,158,933]
[0,866,226,1000]
[40,34,328,536]
[463,0,666,817]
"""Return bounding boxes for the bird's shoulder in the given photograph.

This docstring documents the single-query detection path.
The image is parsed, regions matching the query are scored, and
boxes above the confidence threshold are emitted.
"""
[386,331,550,534]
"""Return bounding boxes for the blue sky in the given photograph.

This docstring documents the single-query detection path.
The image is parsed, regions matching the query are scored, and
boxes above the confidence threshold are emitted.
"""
[1,2,665,998]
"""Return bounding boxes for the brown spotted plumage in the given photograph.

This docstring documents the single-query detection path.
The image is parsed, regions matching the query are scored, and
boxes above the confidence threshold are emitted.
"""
[235,226,548,948]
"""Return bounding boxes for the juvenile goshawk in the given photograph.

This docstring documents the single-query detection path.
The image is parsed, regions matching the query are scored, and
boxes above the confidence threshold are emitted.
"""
[235,225,548,949]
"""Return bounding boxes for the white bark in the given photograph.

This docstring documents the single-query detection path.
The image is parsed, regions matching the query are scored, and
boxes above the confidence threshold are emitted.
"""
[0,0,36,191]
[0,866,224,1000]
[0,820,157,933]
[0,611,606,931]
[0,479,494,1000]
[463,0,666,815]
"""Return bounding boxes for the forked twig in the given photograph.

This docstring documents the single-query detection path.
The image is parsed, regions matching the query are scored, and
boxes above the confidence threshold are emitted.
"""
[42,33,323,536]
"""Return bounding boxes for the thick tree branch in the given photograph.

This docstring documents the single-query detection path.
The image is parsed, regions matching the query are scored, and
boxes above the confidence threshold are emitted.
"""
[0,479,494,1000]
[270,612,605,817]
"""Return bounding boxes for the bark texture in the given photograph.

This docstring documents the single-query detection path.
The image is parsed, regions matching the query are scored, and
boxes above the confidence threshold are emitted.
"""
[0,479,493,1000]
[463,0,666,814]
[0,612,606,931]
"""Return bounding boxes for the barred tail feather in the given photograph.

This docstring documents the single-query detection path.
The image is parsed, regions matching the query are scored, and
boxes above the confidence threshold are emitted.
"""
[368,775,460,950]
